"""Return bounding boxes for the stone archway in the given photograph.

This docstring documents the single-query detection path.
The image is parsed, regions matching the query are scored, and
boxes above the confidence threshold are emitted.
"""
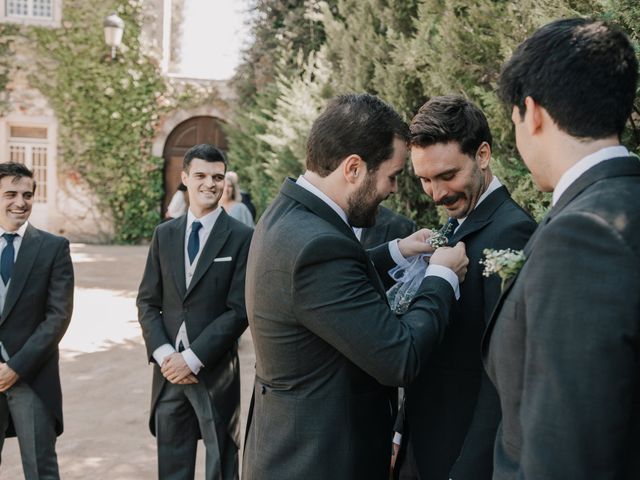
[161,115,228,216]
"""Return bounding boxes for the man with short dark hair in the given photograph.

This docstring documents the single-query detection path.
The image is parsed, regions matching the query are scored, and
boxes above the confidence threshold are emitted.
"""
[138,144,252,479]
[393,96,536,480]
[242,93,469,480]
[483,18,640,479]
[0,162,74,480]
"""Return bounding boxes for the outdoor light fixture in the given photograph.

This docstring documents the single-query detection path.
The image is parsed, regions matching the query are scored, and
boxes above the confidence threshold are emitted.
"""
[103,13,125,60]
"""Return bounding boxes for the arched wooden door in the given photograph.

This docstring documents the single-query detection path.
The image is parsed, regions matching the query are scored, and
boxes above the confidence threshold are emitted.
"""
[161,116,228,216]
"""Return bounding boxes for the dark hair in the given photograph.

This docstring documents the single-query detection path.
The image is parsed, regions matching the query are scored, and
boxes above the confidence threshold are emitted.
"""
[183,144,227,172]
[410,95,492,156]
[0,162,36,192]
[177,183,187,191]
[306,93,410,176]
[498,18,638,139]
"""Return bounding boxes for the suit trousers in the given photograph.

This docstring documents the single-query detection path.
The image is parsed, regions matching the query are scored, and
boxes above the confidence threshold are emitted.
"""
[0,382,59,480]
[155,381,238,480]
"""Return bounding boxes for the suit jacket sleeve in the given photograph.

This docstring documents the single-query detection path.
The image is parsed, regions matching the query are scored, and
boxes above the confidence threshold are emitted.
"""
[7,239,74,381]
[517,212,639,478]
[293,233,454,387]
[137,227,171,361]
[188,230,251,367]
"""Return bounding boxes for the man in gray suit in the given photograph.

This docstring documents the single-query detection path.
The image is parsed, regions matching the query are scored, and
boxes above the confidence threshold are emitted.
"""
[243,93,468,479]
[483,19,640,479]
[0,162,74,479]
[138,144,252,480]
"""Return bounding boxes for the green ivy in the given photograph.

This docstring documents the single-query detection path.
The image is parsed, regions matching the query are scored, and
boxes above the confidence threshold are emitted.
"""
[28,0,166,243]
[0,24,18,116]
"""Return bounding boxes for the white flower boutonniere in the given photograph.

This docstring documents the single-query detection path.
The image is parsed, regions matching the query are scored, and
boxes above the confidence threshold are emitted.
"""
[480,248,526,289]
[426,222,453,248]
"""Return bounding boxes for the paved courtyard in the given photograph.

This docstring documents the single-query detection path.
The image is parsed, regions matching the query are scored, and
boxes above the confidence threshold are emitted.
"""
[2,244,256,479]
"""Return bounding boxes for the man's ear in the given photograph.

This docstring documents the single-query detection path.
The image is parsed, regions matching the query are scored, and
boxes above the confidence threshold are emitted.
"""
[181,170,189,186]
[342,154,364,185]
[475,141,492,170]
[523,96,543,136]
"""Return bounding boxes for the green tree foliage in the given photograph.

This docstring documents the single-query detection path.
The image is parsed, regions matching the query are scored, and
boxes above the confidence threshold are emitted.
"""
[229,0,640,225]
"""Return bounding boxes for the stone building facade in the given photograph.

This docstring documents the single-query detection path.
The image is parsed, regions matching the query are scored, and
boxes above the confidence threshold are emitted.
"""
[0,0,233,241]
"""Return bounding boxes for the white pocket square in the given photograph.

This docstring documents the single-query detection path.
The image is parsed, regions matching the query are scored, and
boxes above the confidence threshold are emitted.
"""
[214,256,232,262]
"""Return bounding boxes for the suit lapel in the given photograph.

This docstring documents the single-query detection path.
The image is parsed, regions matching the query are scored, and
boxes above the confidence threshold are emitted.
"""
[184,211,231,299]
[1,224,42,323]
[450,186,510,244]
[169,216,187,298]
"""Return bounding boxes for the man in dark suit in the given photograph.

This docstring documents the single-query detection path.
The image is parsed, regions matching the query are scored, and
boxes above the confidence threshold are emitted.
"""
[242,93,469,480]
[0,162,74,479]
[392,96,536,480]
[137,144,252,480]
[483,19,640,479]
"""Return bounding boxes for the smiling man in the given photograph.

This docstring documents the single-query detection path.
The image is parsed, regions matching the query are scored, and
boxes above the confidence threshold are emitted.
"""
[243,93,469,480]
[138,144,252,480]
[0,162,74,480]
[392,96,536,480]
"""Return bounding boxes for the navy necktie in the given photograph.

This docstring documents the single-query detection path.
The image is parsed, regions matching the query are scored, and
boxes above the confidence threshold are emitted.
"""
[445,217,459,242]
[187,221,203,264]
[1,233,17,285]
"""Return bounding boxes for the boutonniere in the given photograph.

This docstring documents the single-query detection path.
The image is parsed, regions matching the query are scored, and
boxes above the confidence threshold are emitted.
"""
[480,248,526,289]
[426,222,453,248]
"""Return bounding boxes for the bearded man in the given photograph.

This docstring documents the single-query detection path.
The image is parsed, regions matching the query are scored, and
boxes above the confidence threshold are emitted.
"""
[242,93,468,480]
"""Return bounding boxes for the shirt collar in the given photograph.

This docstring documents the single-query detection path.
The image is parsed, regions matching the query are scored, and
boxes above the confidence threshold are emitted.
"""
[457,176,502,226]
[0,221,29,237]
[553,145,629,205]
[187,207,221,234]
[296,175,350,226]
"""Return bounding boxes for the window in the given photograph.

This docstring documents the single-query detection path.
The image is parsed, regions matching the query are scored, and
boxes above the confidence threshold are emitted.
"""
[7,125,49,203]
[7,0,52,18]
[2,0,58,26]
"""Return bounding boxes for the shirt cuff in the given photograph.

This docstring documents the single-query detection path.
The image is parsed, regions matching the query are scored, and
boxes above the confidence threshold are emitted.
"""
[182,348,204,375]
[393,432,403,446]
[425,264,460,300]
[152,344,176,366]
[389,239,410,269]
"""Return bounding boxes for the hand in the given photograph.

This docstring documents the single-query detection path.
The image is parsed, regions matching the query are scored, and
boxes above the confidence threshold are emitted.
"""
[160,353,198,384]
[397,228,436,257]
[0,363,19,392]
[430,241,469,282]
[390,441,400,478]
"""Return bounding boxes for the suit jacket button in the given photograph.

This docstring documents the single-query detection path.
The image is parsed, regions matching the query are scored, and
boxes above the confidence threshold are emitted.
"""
[261,385,266,395]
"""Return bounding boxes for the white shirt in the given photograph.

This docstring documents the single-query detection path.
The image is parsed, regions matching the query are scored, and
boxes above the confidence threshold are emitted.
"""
[0,221,29,361]
[553,145,630,205]
[152,207,222,375]
[296,175,459,295]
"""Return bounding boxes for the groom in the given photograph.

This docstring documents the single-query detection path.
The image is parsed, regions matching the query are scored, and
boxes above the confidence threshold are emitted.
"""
[483,18,640,479]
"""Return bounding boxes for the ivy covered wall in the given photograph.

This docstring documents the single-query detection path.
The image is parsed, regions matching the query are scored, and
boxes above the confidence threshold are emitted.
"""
[29,0,166,243]
[0,0,226,243]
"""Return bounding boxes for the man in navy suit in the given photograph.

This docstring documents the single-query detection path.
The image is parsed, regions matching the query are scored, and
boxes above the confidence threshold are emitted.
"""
[393,96,535,480]
[138,144,252,480]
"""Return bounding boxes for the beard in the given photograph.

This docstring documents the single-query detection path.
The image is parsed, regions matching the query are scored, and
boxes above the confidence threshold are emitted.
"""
[346,172,382,228]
